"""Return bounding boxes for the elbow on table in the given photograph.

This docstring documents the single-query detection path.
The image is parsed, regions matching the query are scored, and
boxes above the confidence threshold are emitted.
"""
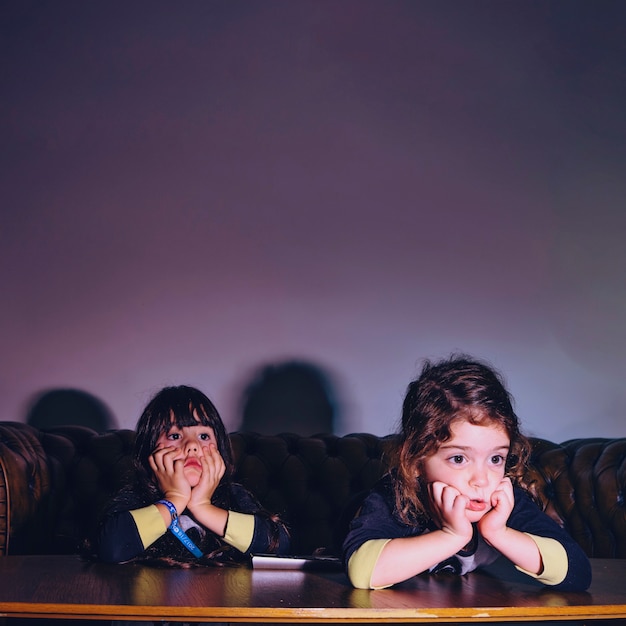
[97,537,137,563]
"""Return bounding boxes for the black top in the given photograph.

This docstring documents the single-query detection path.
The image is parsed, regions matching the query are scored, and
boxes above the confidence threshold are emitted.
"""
[97,480,290,565]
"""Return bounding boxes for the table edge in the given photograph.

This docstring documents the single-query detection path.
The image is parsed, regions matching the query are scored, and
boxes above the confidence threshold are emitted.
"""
[2,601,626,622]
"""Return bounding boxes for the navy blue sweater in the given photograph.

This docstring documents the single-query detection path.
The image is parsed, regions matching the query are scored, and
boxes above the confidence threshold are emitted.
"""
[343,474,591,591]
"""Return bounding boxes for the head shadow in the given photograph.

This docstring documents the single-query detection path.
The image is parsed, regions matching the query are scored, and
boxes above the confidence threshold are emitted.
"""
[237,360,342,436]
[25,388,118,432]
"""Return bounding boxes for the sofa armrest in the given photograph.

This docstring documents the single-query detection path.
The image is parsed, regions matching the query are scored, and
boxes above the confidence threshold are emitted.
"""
[0,455,9,555]
[0,422,55,555]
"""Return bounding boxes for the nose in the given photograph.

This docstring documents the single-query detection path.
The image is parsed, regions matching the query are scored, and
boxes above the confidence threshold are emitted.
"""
[184,437,199,455]
[469,464,489,487]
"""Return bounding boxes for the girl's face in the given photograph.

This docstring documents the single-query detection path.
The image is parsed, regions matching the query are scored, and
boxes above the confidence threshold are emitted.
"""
[155,419,218,487]
[422,418,511,522]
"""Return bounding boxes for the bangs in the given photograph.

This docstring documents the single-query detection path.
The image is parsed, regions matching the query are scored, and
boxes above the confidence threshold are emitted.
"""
[174,401,217,428]
[459,409,502,428]
[165,400,217,429]
[169,404,198,428]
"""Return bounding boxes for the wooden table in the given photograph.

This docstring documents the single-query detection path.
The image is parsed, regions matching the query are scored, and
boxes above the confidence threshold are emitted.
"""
[0,555,625,623]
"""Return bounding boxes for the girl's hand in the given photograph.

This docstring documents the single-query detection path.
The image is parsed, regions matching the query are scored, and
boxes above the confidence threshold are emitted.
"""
[475,478,541,574]
[186,443,229,537]
[188,443,226,512]
[477,477,514,543]
[429,481,473,543]
[149,446,190,512]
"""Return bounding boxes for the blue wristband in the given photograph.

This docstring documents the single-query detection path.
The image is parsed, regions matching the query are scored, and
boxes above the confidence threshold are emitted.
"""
[156,499,203,558]
[169,521,203,557]
[157,499,178,523]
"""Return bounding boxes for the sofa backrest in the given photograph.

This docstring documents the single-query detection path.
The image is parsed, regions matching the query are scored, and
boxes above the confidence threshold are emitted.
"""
[1,421,625,558]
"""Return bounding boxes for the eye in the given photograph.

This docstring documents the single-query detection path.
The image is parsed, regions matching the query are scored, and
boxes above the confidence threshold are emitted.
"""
[449,454,466,465]
[166,430,181,441]
[199,432,212,441]
[490,454,505,465]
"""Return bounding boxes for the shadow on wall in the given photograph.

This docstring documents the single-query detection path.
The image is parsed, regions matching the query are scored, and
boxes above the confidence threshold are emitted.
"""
[25,388,118,432]
[238,360,341,435]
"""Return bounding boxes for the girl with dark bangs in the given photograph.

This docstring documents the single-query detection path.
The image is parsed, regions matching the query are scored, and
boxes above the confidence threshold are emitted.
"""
[96,385,290,566]
[343,356,591,591]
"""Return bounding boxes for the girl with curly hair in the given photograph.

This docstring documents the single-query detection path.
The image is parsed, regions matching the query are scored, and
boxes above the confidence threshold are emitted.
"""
[343,356,590,591]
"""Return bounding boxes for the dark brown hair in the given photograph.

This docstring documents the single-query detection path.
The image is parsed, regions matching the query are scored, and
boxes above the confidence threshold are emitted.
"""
[134,385,234,480]
[395,355,531,525]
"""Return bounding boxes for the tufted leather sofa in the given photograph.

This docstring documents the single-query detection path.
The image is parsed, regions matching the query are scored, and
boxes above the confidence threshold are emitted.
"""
[1,421,625,559]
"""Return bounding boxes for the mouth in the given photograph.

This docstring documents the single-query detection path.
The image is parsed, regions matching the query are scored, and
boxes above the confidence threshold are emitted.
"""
[184,459,202,470]
[467,499,488,512]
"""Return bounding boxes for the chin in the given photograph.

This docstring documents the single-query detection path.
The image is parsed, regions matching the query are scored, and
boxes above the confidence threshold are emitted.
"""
[183,471,201,487]
[466,510,488,524]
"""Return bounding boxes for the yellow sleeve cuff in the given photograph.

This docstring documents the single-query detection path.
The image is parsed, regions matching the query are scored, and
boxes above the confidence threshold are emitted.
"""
[347,539,391,589]
[516,533,568,585]
[130,505,168,549]
[223,510,255,553]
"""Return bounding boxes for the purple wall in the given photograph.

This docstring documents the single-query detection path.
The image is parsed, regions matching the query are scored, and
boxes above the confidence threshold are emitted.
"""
[2,1,625,439]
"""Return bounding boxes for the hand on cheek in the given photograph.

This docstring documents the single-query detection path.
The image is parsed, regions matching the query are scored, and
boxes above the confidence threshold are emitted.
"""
[149,446,190,505]
[189,444,225,508]
[429,481,473,542]
[477,477,514,541]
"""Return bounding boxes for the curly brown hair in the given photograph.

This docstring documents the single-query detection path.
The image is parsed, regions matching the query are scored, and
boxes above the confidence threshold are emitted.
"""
[394,355,531,525]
